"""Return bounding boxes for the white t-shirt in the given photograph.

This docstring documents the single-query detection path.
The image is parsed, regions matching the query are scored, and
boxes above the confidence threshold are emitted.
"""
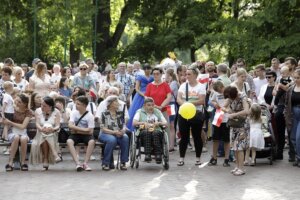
[133,110,167,124]
[253,77,268,97]
[2,93,14,113]
[69,110,95,129]
[178,82,206,110]
[211,92,228,122]
[50,74,61,84]
[68,101,97,115]
[13,79,29,91]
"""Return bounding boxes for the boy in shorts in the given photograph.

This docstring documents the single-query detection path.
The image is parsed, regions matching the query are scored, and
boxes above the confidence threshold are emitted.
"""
[67,96,95,171]
[209,81,231,167]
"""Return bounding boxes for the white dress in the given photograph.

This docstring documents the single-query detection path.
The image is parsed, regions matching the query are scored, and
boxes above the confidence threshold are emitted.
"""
[249,121,265,149]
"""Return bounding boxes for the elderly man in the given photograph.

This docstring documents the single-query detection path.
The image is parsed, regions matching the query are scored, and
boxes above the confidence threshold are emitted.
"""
[115,62,134,107]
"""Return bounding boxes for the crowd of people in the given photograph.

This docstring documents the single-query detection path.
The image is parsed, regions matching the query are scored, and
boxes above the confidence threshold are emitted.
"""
[0,55,300,176]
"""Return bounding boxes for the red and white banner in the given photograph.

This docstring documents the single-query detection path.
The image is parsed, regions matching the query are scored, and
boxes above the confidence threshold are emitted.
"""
[198,74,210,84]
[166,104,176,116]
[212,109,224,127]
[89,88,97,99]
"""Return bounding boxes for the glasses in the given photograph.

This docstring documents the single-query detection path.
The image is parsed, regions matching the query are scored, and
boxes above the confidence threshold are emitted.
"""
[80,68,87,71]
[266,76,273,79]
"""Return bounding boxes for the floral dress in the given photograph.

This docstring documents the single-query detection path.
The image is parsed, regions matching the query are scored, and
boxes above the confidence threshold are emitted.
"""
[230,96,250,151]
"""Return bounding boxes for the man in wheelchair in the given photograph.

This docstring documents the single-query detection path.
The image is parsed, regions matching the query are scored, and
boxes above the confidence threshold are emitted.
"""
[133,97,167,164]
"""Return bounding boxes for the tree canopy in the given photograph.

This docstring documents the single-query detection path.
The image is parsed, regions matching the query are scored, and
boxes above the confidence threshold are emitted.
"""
[0,0,299,67]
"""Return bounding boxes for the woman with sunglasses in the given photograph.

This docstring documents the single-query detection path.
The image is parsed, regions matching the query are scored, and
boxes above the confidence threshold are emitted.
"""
[72,63,95,92]
[30,96,62,170]
[257,71,277,108]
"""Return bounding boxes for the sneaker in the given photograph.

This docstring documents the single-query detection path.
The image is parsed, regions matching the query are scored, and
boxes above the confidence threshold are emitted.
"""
[76,164,84,172]
[90,155,96,161]
[144,154,151,162]
[102,165,110,171]
[233,169,245,176]
[155,155,162,164]
[208,157,217,166]
[83,163,92,171]
[223,159,230,167]
[230,167,238,174]
[4,150,10,155]
[120,163,127,170]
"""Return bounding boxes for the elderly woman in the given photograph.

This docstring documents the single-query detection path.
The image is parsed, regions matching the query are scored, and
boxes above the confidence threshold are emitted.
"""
[285,69,300,167]
[223,86,250,176]
[99,96,129,171]
[13,66,29,92]
[177,65,206,166]
[230,68,251,98]
[28,62,51,97]
[133,97,167,163]
[30,96,62,170]
[4,94,33,171]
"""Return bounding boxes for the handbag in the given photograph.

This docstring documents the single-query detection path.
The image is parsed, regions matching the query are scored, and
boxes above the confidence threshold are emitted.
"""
[58,127,70,143]
[227,98,246,128]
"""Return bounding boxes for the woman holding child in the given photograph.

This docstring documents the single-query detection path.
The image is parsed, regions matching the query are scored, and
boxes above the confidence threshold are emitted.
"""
[4,94,33,171]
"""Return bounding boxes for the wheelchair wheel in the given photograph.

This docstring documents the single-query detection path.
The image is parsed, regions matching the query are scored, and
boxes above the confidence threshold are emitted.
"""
[162,131,169,170]
[130,132,136,168]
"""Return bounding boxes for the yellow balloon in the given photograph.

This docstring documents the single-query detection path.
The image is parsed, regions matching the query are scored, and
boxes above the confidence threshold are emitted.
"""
[179,102,196,120]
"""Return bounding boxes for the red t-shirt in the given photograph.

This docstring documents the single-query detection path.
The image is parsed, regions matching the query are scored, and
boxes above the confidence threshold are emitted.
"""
[145,82,171,111]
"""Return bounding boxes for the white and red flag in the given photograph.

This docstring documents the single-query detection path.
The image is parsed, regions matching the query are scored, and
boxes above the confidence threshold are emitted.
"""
[166,104,176,116]
[212,109,224,127]
[198,74,210,84]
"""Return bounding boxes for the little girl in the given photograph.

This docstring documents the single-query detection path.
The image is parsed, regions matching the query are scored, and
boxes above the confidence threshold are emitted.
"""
[247,103,265,166]
[58,77,72,98]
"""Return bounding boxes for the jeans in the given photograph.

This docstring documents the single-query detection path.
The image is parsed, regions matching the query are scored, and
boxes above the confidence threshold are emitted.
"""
[99,132,129,165]
[291,107,300,160]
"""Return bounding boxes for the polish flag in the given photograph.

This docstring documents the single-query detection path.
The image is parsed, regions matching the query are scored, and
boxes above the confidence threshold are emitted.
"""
[212,109,224,127]
[166,104,176,116]
[89,88,97,99]
[198,74,210,84]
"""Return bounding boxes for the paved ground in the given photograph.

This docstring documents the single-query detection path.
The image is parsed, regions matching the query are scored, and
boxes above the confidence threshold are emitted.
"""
[0,143,299,200]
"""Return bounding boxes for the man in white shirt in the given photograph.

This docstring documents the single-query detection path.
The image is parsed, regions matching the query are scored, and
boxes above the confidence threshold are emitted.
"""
[270,58,281,78]
[253,64,267,98]
[67,96,95,172]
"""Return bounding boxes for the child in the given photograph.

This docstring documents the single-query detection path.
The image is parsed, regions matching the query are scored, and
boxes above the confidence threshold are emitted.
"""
[1,81,15,142]
[246,103,265,166]
[209,81,231,167]
[274,66,292,105]
[58,77,72,98]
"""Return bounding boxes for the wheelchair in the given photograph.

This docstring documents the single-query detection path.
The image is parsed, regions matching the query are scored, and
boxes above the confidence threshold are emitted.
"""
[129,126,169,170]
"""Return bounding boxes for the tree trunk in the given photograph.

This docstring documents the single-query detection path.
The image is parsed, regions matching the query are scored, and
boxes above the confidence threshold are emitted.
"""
[69,42,81,65]
[95,0,111,63]
[190,47,196,62]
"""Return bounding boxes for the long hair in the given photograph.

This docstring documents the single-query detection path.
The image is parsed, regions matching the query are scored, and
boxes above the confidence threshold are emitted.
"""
[249,103,262,123]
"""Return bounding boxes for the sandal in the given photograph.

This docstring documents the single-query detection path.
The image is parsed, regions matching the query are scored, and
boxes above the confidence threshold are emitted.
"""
[233,169,245,176]
[230,167,238,174]
[177,161,184,166]
[195,160,202,166]
[21,164,29,171]
[5,164,13,172]
[250,161,256,166]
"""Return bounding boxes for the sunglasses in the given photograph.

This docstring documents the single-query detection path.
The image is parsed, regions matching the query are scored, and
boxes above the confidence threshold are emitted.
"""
[266,76,273,79]
[80,68,87,71]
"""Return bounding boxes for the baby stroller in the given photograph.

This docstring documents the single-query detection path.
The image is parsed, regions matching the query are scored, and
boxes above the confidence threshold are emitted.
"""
[254,104,276,165]
[129,126,169,170]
